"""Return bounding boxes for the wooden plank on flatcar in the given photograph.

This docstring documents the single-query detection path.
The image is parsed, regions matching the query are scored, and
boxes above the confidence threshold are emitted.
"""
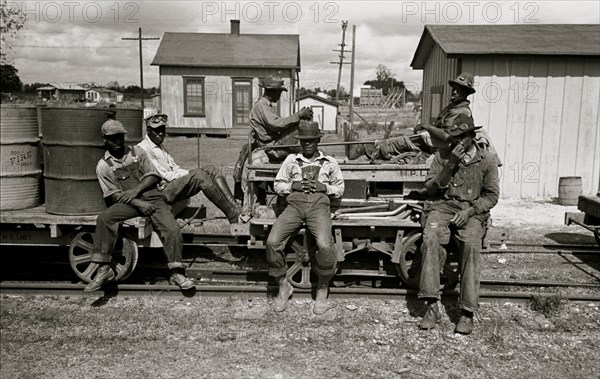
[250,217,419,228]
[0,206,98,225]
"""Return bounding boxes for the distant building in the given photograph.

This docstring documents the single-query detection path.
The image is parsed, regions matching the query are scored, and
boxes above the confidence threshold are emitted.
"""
[36,83,86,101]
[85,88,123,103]
[297,94,340,133]
[411,24,600,197]
[151,20,300,137]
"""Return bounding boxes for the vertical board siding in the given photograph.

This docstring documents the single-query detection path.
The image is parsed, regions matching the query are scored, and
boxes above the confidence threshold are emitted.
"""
[424,50,599,197]
[160,66,293,131]
[422,44,458,122]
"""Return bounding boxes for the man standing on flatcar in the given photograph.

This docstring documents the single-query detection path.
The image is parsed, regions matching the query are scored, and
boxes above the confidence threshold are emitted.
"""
[137,113,241,223]
[417,114,499,335]
[266,121,344,314]
[232,75,313,200]
[85,120,194,291]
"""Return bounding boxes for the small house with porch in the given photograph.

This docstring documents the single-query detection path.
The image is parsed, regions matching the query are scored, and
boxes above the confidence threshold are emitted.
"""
[85,87,123,103]
[36,83,86,101]
[151,20,301,137]
[411,24,600,198]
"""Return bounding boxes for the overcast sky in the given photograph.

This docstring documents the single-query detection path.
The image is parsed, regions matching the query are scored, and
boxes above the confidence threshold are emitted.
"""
[7,0,600,93]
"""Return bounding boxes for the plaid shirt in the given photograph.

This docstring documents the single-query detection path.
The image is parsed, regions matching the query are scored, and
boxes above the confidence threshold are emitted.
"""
[274,151,344,198]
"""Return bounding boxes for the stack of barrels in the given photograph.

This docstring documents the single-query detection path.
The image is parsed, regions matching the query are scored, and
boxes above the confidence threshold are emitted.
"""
[0,106,143,215]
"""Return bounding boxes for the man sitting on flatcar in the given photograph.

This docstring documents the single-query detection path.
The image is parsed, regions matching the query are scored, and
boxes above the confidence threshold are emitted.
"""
[417,114,500,335]
[266,121,344,315]
[137,113,241,223]
[85,120,194,291]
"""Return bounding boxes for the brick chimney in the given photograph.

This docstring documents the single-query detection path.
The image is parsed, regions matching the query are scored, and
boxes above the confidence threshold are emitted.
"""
[231,20,240,35]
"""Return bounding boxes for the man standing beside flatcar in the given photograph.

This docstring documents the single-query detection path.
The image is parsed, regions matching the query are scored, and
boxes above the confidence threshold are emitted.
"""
[85,119,194,291]
[418,114,499,335]
[266,121,344,315]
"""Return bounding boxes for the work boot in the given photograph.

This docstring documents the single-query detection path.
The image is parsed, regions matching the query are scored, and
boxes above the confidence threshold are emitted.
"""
[170,270,195,290]
[84,264,116,291]
[347,143,366,160]
[202,179,242,224]
[419,302,442,330]
[455,312,474,335]
[313,275,333,315]
[273,276,293,312]
[214,175,239,207]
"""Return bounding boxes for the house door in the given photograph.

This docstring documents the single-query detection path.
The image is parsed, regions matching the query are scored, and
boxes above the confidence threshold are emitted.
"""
[233,79,252,127]
[311,106,325,129]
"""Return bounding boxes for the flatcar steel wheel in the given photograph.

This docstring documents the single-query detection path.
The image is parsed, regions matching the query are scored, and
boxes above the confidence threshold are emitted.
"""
[396,232,459,290]
[69,231,138,283]
[285,230,314,289]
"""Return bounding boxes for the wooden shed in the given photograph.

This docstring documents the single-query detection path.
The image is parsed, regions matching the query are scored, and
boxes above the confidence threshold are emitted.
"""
[151,20,300,137]
[297,94,340,133]
[411,24,600,198]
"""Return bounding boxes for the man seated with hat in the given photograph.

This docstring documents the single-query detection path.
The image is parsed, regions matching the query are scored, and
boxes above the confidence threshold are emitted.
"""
[266,120,344,315]
[417,113,500,335]
[347,72,501,167]
[86,119,195,291]
[137,113,241,224]
[233,75,314,201]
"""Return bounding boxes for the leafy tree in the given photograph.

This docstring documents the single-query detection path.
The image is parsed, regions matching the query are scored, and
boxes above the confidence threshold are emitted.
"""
[0,64,22,92]
[0,0,26,64]
[375,64,394,82]
[105,81,120,90]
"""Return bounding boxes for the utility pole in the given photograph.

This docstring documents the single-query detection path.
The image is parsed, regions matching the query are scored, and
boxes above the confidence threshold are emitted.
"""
[348,25,356,129]
[122,27,159,110]
[330,21,349,101]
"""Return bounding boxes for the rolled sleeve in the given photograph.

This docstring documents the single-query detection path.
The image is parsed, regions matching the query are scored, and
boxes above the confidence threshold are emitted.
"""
[96,160,121,198]
[324,162,344,198]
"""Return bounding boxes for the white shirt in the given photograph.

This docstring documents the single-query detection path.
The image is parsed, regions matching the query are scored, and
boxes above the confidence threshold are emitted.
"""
[137,135,189,182]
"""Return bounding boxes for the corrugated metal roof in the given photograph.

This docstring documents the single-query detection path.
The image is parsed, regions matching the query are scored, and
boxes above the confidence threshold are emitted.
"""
[151,32,300,69]
[411,24,600,68]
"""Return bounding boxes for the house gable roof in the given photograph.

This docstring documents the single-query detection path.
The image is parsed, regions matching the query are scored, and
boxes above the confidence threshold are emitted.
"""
[36,83,86,91]
[298,94,340,108]
[151,32,300,70]
[411,24,600,69]
[87,87,122,94]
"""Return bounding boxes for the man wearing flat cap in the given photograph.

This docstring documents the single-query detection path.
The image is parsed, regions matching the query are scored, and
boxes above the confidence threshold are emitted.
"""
[417,113,499,335]
[266,121,344,315]
[137,113,241,223]
[86,119,195,292]
[233,75,314,200]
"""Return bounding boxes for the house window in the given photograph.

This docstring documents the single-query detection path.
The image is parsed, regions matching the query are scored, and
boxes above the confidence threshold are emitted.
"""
[183,77,205,116]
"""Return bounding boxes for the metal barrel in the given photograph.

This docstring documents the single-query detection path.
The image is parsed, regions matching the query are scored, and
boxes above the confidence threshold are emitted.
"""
[41,107,143,215]
[0,106,43,211]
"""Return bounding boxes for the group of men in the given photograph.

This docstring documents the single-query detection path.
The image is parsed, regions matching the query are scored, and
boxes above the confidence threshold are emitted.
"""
[86,72,499,334]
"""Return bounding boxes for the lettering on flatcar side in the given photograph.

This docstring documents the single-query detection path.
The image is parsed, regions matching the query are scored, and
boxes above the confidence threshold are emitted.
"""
[1,233,33,242]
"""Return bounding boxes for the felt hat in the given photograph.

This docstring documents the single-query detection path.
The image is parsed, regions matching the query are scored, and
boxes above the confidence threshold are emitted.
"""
[259,75,288,92]
[447,114,482,137]
[448,72,476,94]
[294,120,324,140]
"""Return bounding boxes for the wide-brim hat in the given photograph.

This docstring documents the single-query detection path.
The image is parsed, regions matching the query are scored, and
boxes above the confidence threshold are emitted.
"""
[259,75,288,92]
[101,119,127,136]
[447,114,482,137]
[449,72,476,94]
[294,120,324,140]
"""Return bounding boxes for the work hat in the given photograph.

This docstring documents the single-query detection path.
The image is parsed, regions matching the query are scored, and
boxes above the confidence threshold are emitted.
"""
[101,119,127,136]
[145,113,168,128]
[259,75,288,92]
[446,114,482,137]
[294,120,324,140]
[448,72,476,94]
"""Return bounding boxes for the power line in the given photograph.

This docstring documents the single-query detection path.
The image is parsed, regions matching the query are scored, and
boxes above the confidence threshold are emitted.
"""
[122,27,159,110]
[330,20,350,101]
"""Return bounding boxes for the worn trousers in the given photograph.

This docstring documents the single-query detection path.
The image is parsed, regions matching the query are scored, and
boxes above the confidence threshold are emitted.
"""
[91,198,185,270]
[160,168,215,204]
[418,200,487,312]
[266,192,337,278]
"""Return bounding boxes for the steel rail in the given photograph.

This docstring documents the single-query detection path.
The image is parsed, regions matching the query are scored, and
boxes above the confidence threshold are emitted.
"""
[2,282,600,303]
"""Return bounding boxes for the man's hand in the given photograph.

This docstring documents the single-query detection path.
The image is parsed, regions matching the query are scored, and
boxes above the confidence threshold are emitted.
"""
[298,107,313,121]
[291,181,304,192]
[450,208,475,228]
[449,143,466,163]
[310,180,327,193]
[131,199,156,216]
[117,188,140,204]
